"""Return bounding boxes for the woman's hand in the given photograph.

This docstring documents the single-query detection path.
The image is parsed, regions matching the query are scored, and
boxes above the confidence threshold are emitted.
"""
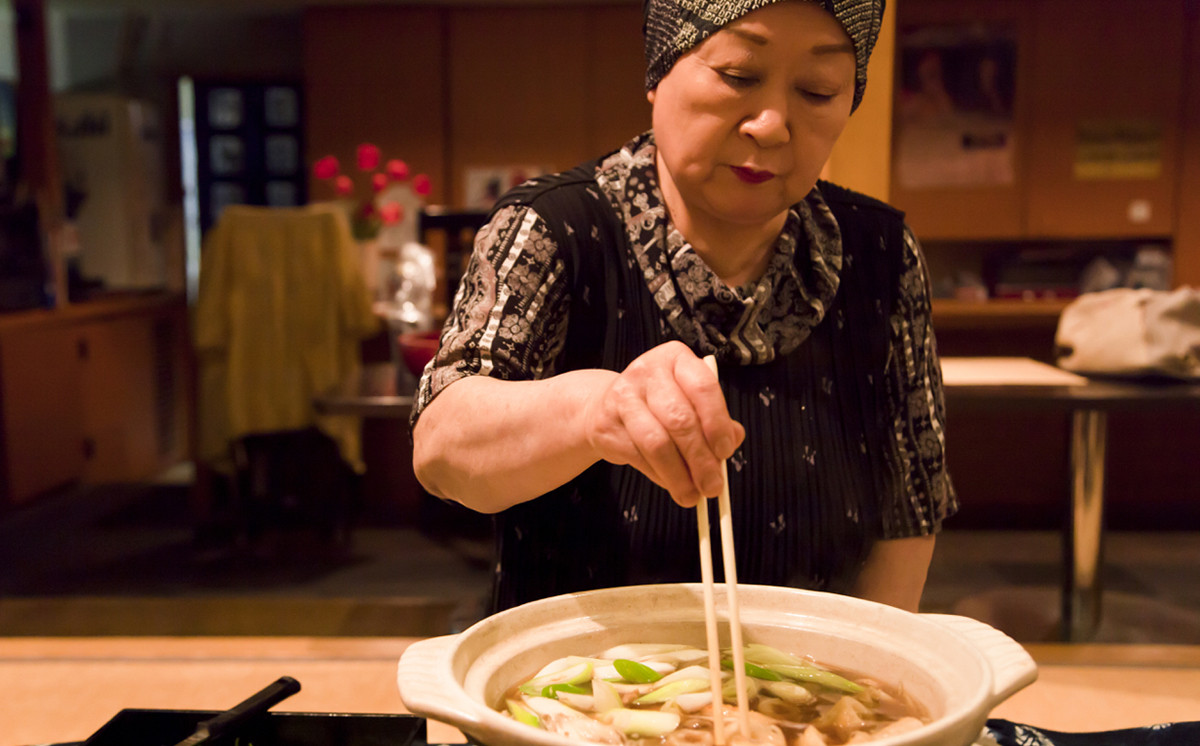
[582,341,745,507]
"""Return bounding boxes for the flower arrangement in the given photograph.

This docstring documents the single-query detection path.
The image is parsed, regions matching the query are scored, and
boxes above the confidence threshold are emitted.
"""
[312,143,432,241]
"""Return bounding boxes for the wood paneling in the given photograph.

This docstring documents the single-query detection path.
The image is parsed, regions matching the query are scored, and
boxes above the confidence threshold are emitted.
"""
[77,317,159,483]
[0,296,190,507]
[892,0,1190,244]
[303,4,649,209]
[889,0,1035,240]
[1024,0,1186,238]
[302,6,447,204]
[1175,1,1200,287]
[0,325,86,503]
[447,7,591,205]
[584,4,653,156]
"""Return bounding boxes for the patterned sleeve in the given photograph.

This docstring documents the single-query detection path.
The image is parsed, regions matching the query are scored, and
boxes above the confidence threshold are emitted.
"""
[880,225,958,538]
[410,203,572,427]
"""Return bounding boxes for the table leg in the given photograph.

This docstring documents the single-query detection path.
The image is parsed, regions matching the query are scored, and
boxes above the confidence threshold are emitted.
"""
[1064,408,1107,642]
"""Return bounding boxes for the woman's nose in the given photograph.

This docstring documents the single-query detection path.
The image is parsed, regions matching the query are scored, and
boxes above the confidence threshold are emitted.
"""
[740,97,790,147]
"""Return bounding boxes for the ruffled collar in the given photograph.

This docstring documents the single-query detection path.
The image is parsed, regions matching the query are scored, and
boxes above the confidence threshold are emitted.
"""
[594,132,843,365]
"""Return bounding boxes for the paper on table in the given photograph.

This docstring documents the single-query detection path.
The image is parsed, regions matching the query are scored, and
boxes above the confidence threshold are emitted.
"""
[940,357,1089,387]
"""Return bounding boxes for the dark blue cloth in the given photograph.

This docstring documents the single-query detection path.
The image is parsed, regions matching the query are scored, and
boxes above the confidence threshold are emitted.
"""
[985,719,1200,745]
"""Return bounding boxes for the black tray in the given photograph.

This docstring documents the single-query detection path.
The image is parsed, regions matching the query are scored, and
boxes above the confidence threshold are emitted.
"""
[78,709,426,746]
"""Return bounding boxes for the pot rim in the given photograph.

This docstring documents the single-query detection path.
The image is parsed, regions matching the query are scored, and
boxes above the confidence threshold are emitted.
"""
[398,583,1037,746]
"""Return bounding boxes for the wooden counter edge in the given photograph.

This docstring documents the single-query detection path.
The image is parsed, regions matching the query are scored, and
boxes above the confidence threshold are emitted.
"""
[0,636,423,661]
[3,637,1199,670]
[932,298,1069,330]
[1022,643,1200,668]
[0,292,186,333]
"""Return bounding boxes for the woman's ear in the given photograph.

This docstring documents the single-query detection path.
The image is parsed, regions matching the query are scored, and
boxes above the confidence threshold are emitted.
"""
[646,89,657,105]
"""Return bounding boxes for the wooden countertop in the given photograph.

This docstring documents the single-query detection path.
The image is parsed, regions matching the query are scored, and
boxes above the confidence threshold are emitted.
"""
[0,292,185,333]
[931,298,1070,330]
[3,637,1200,746]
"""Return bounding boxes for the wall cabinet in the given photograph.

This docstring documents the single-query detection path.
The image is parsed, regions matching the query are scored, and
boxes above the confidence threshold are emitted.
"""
[0,323,87,503]
[302,3,649,209]
[302,6,449,206]
[891,0,1189,243]
[0,296,190,507]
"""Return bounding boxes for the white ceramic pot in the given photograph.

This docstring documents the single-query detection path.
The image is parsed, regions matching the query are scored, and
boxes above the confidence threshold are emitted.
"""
[397,583,1037,746]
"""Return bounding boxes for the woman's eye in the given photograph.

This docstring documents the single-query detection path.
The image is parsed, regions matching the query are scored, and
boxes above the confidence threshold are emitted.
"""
[719,71,757,88]
[799,89,837,103]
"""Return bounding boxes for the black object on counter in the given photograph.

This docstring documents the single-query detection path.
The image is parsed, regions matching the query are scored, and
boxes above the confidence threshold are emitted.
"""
[81,702,424,746]
[985,719,1200,746]
[170,675,301,746]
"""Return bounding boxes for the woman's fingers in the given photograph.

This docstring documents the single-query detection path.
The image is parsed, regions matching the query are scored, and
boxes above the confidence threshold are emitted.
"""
[672,351,745,466]
[615,387,703,506]
[645,357,724,500]
[584,342,744,507]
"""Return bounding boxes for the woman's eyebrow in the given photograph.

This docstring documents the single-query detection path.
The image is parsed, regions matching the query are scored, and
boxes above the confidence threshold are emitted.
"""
[728,27,770,45]
[727,27,855,57]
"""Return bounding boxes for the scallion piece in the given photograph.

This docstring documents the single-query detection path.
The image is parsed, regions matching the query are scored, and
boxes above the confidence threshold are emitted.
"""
[613,658,663,683]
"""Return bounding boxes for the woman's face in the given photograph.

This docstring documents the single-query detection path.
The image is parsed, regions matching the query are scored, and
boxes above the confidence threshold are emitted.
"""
[649,1,856,230]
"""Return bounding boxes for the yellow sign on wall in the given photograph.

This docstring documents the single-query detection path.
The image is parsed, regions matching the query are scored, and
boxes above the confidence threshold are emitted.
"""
[1075,119,1163,180]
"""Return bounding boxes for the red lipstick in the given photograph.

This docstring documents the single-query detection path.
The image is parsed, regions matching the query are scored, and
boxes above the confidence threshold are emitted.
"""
[731,166,774,184]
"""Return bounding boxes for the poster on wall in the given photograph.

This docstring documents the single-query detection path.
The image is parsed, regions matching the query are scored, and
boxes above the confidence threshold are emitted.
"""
[894,23,1017,189]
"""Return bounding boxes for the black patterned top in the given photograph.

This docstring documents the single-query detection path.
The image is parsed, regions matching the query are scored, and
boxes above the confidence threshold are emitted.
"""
[412,132,956,611]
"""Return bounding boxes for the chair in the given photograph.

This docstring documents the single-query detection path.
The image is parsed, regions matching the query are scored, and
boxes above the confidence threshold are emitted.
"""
[193,204,380,547]
[418,206,490,316]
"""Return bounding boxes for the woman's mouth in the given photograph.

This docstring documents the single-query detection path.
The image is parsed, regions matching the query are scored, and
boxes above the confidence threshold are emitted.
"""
[731,166,774,184]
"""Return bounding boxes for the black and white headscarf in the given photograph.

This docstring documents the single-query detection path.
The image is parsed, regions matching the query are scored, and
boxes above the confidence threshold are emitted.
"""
[643,0,885,111]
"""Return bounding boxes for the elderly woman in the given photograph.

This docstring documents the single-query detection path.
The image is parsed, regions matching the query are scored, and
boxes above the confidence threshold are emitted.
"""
[411,0,956,615]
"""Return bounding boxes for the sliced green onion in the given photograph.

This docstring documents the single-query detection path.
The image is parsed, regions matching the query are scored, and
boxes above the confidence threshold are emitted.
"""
[634,678,711,705]
[518,660,594,694]
[603,709,681,737]
[613,658,663,683]
[721,658,783,681]
[591,676,623,712]
[506,699,541,728]
[541,683,589,699]
[763,663,863,694]
[762,679,818,705]
[741,643,806,667]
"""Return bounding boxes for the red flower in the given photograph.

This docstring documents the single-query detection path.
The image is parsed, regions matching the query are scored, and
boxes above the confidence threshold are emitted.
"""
[386,159,410,182]
[379,202,405,225]
[311,146,426,241]
[312,155,339,181]
[357,143,381,171]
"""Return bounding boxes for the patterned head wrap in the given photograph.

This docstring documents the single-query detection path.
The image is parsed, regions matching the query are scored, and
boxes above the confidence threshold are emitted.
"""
[643,0,885,112]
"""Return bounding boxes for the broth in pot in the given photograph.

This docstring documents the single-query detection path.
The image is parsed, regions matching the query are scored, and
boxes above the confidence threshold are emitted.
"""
[498,643,928,746]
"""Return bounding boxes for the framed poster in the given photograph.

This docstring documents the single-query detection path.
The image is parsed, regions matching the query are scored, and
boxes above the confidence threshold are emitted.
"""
[894,24,1017,189]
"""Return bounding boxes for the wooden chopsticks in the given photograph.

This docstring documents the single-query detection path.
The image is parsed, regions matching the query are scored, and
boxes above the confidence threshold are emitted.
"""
[700,355,750,743]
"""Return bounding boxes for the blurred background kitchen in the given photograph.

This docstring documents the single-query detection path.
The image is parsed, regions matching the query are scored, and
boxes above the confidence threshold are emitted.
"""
[0,0,1197,644]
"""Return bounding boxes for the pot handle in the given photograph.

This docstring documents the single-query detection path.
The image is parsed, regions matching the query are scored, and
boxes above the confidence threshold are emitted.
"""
[920,613,1039,704]
[397,635,483,730]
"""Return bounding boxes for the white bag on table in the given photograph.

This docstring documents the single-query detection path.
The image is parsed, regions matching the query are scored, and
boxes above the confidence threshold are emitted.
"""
[1055,287,1200,379]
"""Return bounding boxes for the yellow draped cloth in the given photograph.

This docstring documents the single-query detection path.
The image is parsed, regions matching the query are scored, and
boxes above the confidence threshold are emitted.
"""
[194,204,380,473]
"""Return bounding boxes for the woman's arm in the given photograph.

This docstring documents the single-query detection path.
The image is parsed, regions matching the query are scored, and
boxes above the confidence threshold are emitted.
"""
[850,534,936,612]
[413,342,744,514]
[412,369,612,513]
